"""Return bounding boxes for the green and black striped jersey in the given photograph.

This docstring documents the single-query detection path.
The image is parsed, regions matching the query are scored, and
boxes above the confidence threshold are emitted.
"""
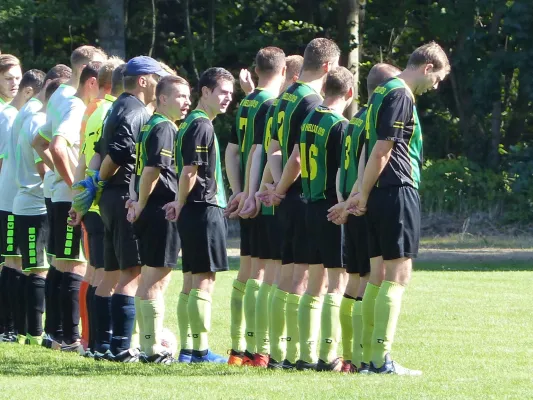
[134,113,177,202]
[175,109,227,208]
[366,77,423,189]
[300,105,348,202]
[339,106,367,199]
[259,98,279,216]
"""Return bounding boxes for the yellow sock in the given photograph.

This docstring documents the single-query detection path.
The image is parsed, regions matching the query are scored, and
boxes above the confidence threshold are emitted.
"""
[340,296,355,361]
[361,283,380,364]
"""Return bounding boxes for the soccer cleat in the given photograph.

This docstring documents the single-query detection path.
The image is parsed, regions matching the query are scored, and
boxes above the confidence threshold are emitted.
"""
[227,349,245,366]
[17,334,26,345]
[41,334,53,348]
[267,357,284,370]
[253,353,269,368]
[358,362,371,374]
[61,341,84,353]
[282,359,296,370]
[83,350,95,358]
[242,350,255,366]
[341,360,356,373]
[140,350,175,365]
[370,353,422,376]
[316,357,344,372]
[113,348,141,363]
[296,359,317,371]
[190,349,228,364]
[177,349,193,363]
[1,332,17,343]
[26,334,44,346]
[94,349,115,361]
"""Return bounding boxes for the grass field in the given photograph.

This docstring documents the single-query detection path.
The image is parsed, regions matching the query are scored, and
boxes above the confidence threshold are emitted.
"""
[1,256,532,400]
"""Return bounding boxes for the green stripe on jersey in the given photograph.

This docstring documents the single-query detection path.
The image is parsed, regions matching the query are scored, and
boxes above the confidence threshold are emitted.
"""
[339,106,367,199]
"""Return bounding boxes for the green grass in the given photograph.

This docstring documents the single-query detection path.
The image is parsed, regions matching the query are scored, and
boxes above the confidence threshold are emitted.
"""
[420,234,533,249]
[1,259,531,399]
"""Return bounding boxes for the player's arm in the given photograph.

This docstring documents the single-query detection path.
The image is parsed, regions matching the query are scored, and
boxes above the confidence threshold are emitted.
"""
[267,139,282,183]
[225,142,241,196]
[32,123,54,170]
[74,153,87,184]
[248,144,263,197]
[34,147,48,181]
[49,135,75,187]
[275,143,300,196]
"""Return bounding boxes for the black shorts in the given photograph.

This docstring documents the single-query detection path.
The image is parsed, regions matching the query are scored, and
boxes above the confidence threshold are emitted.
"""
[15,214,48,270]
[133,201,180,269]
[343,214,370,276]
[52,201,83,261]
[239,218,252,257]
[178,203,228,274]
[306,200,343,268]
[82,211,105,269]
[99,186,141,271]
[45,198,55,258]
[0,210,21,257]
[366,186,420,260]
[257,214,282,261]
[278,195,309,265]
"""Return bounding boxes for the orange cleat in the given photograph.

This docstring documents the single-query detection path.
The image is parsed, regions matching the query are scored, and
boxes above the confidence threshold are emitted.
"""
[253,353,269,368]
[228,349,245,366]
[341,360,356,373]
[242,350,255,366]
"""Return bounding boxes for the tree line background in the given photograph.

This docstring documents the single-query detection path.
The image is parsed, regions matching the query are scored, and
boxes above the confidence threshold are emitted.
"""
[1,0,532,227]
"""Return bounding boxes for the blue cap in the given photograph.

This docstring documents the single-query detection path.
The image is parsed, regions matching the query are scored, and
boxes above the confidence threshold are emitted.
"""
[124,56,170,77]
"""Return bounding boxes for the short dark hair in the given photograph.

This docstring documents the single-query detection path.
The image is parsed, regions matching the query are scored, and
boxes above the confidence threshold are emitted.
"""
[0,54,20,74]
[45,78,68,101]
[111,63,126,96]
[198,67,234,92]
[324,67,354,98]
[79,61,103,86]
[255,47,286,76]
[302,38,340,72]
[123,75,138,92]
[156,75,189,105]
[44,64,72,83]
[407,41,450,73]
[20,69,46,95]
[367,63,401,94]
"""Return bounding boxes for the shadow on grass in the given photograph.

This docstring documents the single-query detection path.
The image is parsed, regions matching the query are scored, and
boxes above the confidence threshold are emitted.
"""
[415,261,532,272]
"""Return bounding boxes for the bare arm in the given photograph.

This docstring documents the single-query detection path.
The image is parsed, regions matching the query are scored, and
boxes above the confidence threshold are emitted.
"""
[267,139,282,183]
[359,140,393,199]
[137,167,160,208]
[74,154,87,184]
[88,153,102,171]
[99,155,120,181]
[49,136,75,187]
[275,144,301,196]
[225,142,242,195]
[36,161,47,181]
[32,134,54,171]
[248,144,264,196]
[177,165,198,206]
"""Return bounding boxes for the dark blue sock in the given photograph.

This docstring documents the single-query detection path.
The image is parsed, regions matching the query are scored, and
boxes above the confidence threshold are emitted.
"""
[60,272,82,345]
[0,267,14,333]
[110,294,135,354]
[94,295,112,353]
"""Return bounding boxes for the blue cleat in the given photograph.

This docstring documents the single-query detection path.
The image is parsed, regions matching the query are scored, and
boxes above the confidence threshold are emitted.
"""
[177,349,193,363]
[370,353,422,376]
[358,362,371,374]
[190,349,228,363]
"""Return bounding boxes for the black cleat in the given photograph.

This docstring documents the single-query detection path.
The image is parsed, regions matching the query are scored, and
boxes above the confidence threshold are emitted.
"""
[316,357,344,372]
[267,357,284,370]
[296,359,317,371]
[113,348,140,363]
[370,353,422,376]
[282,359,296,370]
[140,350,175,365]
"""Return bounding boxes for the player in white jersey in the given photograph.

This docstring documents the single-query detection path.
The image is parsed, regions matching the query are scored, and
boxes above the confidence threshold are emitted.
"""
[0,69,45,343]
[37,46,107,351]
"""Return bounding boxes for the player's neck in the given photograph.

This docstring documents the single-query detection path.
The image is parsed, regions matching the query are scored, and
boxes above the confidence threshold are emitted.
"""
[296,70,324,95]
[75,88,91,106]
[397,70,418,94]
[196,100,216,121]
[257,76,283,96]
[155,107,172,121]
[0,95,10,104]
[35,92,46,105]
[97,88,109,99]
[10,94,26,110]
[66,74,80,90]
[322,97,346,114]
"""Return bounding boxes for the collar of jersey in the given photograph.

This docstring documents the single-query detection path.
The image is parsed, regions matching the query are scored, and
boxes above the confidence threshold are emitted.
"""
[295,80,323,98]
[191,109,209,119]
[392,77,416,102]
[104,94,117,102]
[29,97,43,107]
[0,98,6,105]
[154,112,179,129]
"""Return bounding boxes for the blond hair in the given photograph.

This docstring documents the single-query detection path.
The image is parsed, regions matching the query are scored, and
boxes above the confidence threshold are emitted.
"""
[98,56,125,89]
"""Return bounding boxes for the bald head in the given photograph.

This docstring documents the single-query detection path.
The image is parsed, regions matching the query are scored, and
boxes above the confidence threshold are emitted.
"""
[367,63,401,95]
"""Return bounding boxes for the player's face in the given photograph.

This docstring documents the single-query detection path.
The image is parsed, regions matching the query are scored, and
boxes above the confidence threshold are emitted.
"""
[210,79,233,114]
[417,65,447,95]
[168,83,191,121]
[0,65,22,101]
[141,74,160,103]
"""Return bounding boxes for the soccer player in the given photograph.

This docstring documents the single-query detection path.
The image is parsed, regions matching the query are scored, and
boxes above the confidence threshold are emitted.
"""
[225,47,286,366]
[79,56,167,361]
[345,42,450,375]
[292,66,353,371]
[125,75,191,364]
[13,69,66,345]
[0,68,42,343]
[165,67,234,363]
[43,47,107,351]
[261,38,340,369]
[328,63,401,373]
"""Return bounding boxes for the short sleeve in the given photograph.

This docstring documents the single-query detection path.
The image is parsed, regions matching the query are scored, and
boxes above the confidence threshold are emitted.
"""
[145,122,175,168]
[253,102,271,145]
[181,120,213,166]
[38,118,53,142]
[376,90,414,142]
[289,94,321,148]
[108,111,146,166]
[53,101,85,146]
[332,120,348,166]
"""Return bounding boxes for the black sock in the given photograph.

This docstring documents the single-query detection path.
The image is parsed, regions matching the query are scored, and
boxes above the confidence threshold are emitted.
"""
[343,293,356,300]
[43,266,56,335]
[8,269,24,335]
[60,272,82,345]
[87,285,97,351]
[26,274,46,337]
[110,293,135,354]
[192,349,208,357]
[49,268,64,340]
[0,267,14,333]
[94,295,112,353]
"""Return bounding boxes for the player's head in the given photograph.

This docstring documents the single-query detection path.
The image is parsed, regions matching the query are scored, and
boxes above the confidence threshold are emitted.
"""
[156,75,191,121]
[70,45,107,78]
[44,64,72,85]
[323,66,354,110]
[302,38,340,76]
[16,69,46,103]
[282,55,304,90]
[405,41,450,95]
[123,56,170,105]
[111,63,126,97]
[0,54,22,101]
[198,67,234,116]
[44,78,68,107]
[367,63,401,95]
[255,47,286,79]
[159,61,177,76]
[97,56,124,94]
[79,61,103,101]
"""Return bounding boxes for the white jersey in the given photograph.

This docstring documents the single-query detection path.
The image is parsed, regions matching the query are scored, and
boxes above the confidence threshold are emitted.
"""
[13,111,47,215]
[0,104,20,212]
[40,84,85,203]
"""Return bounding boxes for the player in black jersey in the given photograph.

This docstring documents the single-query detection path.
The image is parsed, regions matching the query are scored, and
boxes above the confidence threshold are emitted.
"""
[259,38,340,368]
